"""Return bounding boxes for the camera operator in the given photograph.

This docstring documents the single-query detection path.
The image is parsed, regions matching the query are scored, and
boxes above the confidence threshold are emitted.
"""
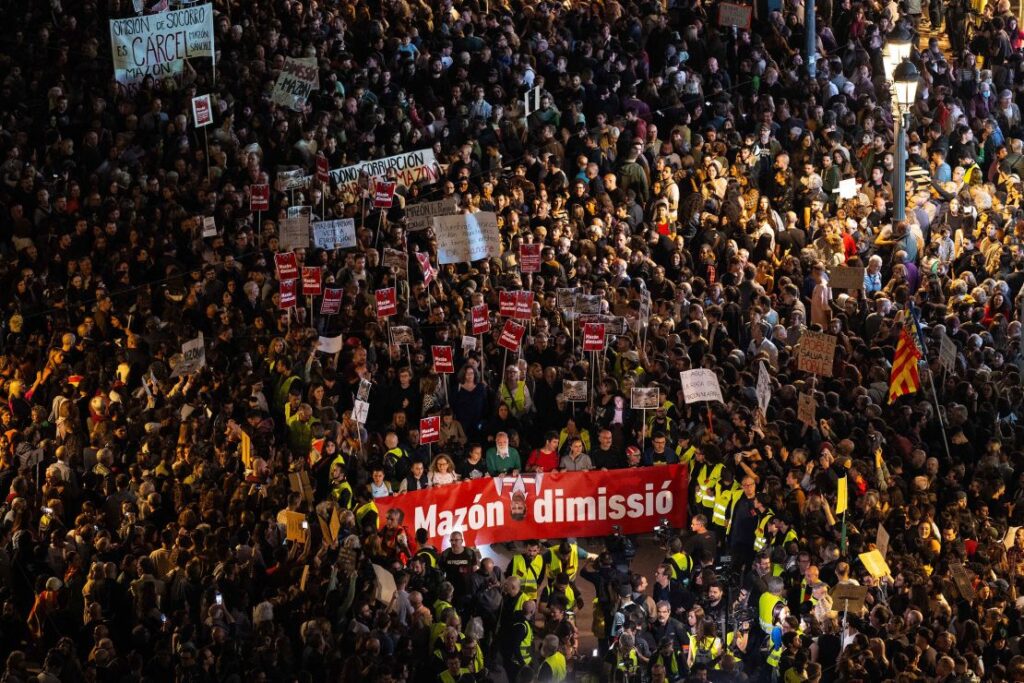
[581,552,629,653]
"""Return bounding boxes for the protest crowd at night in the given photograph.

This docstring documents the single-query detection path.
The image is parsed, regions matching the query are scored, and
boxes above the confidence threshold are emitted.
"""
[4,0,1024,680]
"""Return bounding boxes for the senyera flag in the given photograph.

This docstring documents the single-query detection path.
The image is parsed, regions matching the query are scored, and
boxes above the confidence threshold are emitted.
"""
[375,464,688,549]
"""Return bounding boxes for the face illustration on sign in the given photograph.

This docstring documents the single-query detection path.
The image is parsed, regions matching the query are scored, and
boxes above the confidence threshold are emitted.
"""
[494,474,543,522]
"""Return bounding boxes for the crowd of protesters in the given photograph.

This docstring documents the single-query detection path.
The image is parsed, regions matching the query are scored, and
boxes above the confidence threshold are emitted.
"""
[4,0,1024,681]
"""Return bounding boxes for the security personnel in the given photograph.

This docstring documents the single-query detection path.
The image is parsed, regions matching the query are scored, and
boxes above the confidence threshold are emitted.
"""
[691,446,723,514]
[433,582,456,621]
[605,631,640,681]
[770,516,799,550]
[758,576,788,634]
[711,468,743,535]
[499,366,532,419]
[543,540,586,583]
[538,634,568,682]
[414,528,440,569]
[509,540,545,600]
[753,497,776,553]
[539,572,582,620]
[504,601,536,680]
[675,430,697,468]
[439,654,472,683]
[651,638,685,681]
[663,537,693,581]
[353,496,379,533]
[328,461,354,509]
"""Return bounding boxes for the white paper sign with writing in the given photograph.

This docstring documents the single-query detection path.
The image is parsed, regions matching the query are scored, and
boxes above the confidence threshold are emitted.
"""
[404,197,458,231]
[109,4,215,95]
[434,212,501,264]
[317,336,344,354]
[312,219,356,250]
[278,215,310,251]
[681,369,724,404]
[756,362,771,414]
[271,57,319,111]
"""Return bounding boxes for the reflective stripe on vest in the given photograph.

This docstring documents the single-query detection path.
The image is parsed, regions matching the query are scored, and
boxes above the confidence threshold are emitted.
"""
[512,554,544,599]
[546,546,579,580]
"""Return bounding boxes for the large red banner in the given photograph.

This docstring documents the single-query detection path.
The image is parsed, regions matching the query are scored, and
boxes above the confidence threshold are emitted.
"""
[375,464,687,549]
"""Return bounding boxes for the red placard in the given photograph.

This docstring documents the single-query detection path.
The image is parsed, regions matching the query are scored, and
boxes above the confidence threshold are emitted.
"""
[515,291,534,320]
[583,322,606,352]
[375,287,398,318]
[250,183,270,212]
[279,279,297,309]
[432,346,455,374]
[420,416,441,444]
[498,320,526,351]
[275,252,298,281]
[191,95,213,128]
[416,251,436,286]
[321,288,343,315]
[520,243,542,273]
[498,291,517,318]
[375,464,688,549]
[301,267,322,296]
[471,304,490,335]
[374,179,397,208]
[316,153,330,185]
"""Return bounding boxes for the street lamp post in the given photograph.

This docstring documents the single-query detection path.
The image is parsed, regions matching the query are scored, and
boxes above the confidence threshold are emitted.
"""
[806,0,816,78]
[882,27,917,222]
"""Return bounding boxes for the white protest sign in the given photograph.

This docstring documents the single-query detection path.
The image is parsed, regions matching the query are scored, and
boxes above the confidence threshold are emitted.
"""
[352,399,370,424]
[939,334,957,372]
[681,369,724,404]
[563,380,588,402]
[434,212,501,264]
[278,215,310,250]
[173,334,206,376]
[756,362,771,415]
[837,178,861,199]
[631,387,661,410]
[271,57,319,111]
[798,331,837,377]
[201,215,217,237]
[315,149,439,197]
[405,197,459,231]
[312,219,356,250]
[829,266,865,291]
[109,4,215,95]
[462,335,478,351]
[317,336,344,354]
[523,86,542,115]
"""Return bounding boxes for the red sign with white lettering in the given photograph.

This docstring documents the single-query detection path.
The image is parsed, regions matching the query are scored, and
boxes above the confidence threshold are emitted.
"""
[275,252,298,280]
[498,291,517,318]
[498,320,526,351]
[520,243,542,273]
[321,288,342,315]
[515,291,534,320]
[301,267,322,296]
[583,322,606,351]
[251,183,270,212]
[316,154,330,185]
[279,279,297,309]
[471,304,490,335]
[375,287,398,318]
[432,346,455,374]
[420,416,441,444]
[374,179,397,208]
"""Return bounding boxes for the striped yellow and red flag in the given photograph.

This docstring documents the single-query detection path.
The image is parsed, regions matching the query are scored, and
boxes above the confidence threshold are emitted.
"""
[888,326,923,404]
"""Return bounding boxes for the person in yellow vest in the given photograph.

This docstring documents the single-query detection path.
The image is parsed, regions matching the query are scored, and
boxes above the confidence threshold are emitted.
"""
[711,468,742,535]
[769,516,799,551]
[663,537,693,582]
[503,600,536,680]
[752,497,775,553]
[414,528,440,569]
[499,365,533,420]
[433,581,456,621]
[328,461,354,509]
[650,638,685,681]
[691,446,722,514]
[604,631,640,682]
[539,572,582,621]
[438,653,472,683]
[758,576,788,635]
[509,540,545,600]
[353,495,379,535]
[542,540,588,583]
[687,617,724,669]
[432,625,466,671]
[675,430,696,468]
[537,634,568,682]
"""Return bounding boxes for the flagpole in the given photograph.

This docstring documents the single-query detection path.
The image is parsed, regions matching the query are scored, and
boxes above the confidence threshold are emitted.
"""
[925,363,953,463]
